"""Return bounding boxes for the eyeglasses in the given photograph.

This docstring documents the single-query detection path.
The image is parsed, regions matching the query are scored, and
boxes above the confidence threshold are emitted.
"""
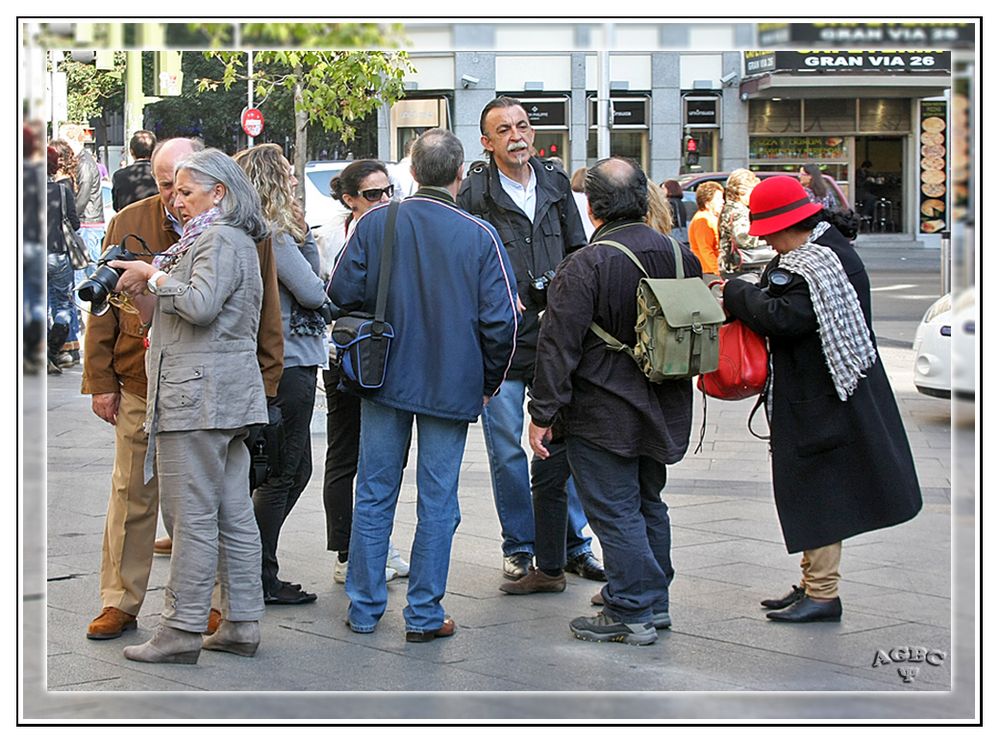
[359,185,394,201]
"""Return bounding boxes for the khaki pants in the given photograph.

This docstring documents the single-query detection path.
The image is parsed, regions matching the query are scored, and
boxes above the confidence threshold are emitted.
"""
[99,388,159,616]
[799,542,842,599]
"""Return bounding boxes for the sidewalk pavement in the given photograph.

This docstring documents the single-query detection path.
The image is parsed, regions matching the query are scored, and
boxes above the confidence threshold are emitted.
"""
[21,333,976,721]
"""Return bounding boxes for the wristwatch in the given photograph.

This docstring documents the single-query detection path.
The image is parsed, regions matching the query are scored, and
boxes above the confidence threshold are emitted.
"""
[147,270,167,294]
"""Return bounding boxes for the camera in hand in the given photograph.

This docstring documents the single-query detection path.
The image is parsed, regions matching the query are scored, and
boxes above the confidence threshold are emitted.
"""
[528,269,557,307]
[76,234,150,316]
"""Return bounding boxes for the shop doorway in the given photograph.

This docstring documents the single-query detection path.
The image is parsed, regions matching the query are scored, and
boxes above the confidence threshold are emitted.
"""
[855,136,905,233]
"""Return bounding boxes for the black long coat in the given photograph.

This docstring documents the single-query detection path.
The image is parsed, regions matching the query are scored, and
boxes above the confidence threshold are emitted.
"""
[723,227,922,553]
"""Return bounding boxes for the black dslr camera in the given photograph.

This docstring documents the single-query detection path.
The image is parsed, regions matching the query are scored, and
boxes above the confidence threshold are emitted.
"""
[76,234,150,315]
[528,269,557,307]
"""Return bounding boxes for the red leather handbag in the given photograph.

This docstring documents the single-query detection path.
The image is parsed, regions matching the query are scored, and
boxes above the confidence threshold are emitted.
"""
[697,319,768,401]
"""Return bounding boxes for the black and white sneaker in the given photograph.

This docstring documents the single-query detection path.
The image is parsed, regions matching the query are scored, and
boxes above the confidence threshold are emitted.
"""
[569,611,657,646]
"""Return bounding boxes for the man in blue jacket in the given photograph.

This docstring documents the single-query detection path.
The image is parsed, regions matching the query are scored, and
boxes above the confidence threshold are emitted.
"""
[328,128,519,642]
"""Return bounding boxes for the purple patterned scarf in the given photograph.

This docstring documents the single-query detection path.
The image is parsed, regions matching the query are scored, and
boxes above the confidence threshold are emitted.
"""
[153,206,221,273]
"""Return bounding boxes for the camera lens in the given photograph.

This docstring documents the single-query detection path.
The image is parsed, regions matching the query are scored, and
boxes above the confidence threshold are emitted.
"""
[77,265,121,305]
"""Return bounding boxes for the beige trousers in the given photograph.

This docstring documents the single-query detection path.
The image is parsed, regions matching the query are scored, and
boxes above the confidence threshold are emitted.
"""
[99,388,159,616]
[799,542,843,599]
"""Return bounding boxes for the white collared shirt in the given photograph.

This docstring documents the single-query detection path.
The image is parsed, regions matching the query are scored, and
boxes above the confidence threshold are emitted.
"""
[497,165,537,224]
[164,205,182,236]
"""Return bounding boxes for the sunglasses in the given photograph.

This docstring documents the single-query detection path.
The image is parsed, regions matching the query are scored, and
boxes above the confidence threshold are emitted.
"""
[359,185,394,201]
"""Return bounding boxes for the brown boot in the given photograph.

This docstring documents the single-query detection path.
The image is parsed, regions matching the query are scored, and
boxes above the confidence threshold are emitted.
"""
[153,536,172,555]
[499,567,566,595]
[202,620,260,657]
[207,608,222,635]
[87,607,137,640]
[123,625,202,664]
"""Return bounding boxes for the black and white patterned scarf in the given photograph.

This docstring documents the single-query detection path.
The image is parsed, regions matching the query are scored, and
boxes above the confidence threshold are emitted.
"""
[778,242,876,401]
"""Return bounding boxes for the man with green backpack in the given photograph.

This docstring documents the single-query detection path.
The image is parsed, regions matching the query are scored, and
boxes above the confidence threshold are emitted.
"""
[527,157,709,646]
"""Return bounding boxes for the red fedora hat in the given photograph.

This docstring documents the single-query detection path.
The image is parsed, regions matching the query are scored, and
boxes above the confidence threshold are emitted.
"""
[747,176,822,236]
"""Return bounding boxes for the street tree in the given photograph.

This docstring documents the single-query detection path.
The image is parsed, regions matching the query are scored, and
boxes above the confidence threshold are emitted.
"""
[198,41,413,199]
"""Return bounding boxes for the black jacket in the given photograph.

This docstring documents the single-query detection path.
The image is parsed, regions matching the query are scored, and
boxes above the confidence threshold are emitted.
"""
[529,220,704,464]
[47,180,80,254]
[112,159,157,212]
[723,226,922,553]
[458,156,587,379]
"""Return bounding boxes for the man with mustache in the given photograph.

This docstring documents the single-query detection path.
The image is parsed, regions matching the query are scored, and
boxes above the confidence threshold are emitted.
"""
[458,96,604,590]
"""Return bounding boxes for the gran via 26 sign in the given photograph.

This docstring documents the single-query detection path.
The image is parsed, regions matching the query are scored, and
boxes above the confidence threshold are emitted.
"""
[745,50,950,73]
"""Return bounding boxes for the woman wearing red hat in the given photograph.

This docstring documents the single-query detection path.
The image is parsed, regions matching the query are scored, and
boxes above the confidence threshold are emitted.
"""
[721,176,922,623]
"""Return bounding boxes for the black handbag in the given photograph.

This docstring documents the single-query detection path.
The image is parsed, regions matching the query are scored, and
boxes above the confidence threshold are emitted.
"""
[247,402,285,491]
[59,184,90,270]
[331,200,399,393]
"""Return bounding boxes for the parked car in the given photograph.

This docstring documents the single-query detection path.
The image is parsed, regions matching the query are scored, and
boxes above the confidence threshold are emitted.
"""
[912,287,976,399]
[303,160,353,231]
[101,179,115,225]
[675,171,850,224]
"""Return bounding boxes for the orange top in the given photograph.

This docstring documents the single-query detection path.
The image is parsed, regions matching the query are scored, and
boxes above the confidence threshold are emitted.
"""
[688,210,720,275]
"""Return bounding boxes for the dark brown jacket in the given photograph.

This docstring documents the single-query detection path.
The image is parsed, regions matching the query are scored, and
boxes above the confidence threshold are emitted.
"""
[82,194,283,398]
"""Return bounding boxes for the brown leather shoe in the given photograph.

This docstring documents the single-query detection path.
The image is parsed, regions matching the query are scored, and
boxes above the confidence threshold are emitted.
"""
[207,608,222,635]
[87,607,137,640]
[499,567,566,595]
[405,616,456,643]
[153,536,172,555]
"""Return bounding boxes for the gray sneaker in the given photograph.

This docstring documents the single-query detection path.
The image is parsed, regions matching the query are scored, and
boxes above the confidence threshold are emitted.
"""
[590,592,671,629]
[569,611,657,646]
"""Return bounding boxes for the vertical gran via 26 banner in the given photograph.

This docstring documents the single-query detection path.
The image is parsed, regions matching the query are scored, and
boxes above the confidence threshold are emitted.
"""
[918,101,948,234]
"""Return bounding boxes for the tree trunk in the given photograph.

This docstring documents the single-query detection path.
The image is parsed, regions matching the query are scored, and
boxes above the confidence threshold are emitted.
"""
[293,68,308,204]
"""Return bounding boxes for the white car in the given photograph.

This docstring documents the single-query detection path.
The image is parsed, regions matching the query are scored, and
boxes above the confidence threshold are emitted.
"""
[303,160,353,231]
[912,288,976,399]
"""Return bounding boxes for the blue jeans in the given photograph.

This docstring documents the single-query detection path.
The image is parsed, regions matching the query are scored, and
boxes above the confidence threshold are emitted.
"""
[347,399,468,633]
[566,436,674,624]
[481,379,592,559]
[46,252,75,330]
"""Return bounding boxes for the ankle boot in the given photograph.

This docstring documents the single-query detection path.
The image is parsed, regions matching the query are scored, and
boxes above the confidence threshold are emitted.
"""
[47,322,69,362]
[201,619,260,657]
[123,624,202,664]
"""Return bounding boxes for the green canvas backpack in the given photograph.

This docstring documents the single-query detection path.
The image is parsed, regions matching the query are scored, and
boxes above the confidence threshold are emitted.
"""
[589,237,725,382]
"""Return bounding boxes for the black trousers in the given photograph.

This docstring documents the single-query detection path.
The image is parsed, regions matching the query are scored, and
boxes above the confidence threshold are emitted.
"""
[252,365,318,594]
[321,367,360,553]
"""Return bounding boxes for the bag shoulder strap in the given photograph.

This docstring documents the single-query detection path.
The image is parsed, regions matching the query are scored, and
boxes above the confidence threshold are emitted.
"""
[373,200,400,329]
[586,238,646,359]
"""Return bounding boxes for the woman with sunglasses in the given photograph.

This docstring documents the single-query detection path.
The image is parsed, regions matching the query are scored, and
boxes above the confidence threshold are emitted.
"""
[323,160,409,587]
[234,144,329,606]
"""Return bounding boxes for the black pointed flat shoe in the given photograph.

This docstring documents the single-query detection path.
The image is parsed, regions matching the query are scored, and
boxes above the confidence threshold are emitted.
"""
[760,584,806,610]
[766,595,842,623]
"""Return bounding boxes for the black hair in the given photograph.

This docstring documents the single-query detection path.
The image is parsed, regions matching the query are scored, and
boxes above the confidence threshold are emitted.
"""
[129,130,157,160]
[786,210,825,234]
[329,159,389,209]
[584,157,648,223]
[479,95,525,135]
[411,128,464,188]
[802,163,829,198]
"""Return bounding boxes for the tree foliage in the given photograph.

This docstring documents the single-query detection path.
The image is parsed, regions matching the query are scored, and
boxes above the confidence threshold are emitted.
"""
[55,52,126,123]
[198,50,413,145]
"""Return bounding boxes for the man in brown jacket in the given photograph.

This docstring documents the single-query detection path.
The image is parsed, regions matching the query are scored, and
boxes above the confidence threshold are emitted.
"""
[82,137,284,640]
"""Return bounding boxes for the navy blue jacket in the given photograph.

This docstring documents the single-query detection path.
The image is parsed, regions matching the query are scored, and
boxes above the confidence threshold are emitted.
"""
[328,189,519,422]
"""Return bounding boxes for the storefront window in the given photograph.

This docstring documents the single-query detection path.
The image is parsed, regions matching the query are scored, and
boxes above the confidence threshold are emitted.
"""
[803,99,857,133]
[859,98,911,132]
[586,131,648,171]
[748,99,800,133]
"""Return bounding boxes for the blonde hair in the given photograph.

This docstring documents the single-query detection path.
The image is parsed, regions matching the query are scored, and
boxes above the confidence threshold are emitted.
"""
[724,168,759,203]
[233,144,306,243]
[645,181,674,235]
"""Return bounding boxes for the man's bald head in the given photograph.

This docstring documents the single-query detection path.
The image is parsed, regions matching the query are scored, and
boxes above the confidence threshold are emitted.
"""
[151,138,204,219]
[585,156,648,224]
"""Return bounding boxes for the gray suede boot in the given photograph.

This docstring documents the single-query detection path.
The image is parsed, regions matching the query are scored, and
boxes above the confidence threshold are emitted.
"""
[123,624,202,664]
[201,620,260,657]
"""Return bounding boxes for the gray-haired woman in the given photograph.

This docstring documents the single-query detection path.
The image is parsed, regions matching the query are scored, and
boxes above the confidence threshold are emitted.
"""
[110,148,271,664]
